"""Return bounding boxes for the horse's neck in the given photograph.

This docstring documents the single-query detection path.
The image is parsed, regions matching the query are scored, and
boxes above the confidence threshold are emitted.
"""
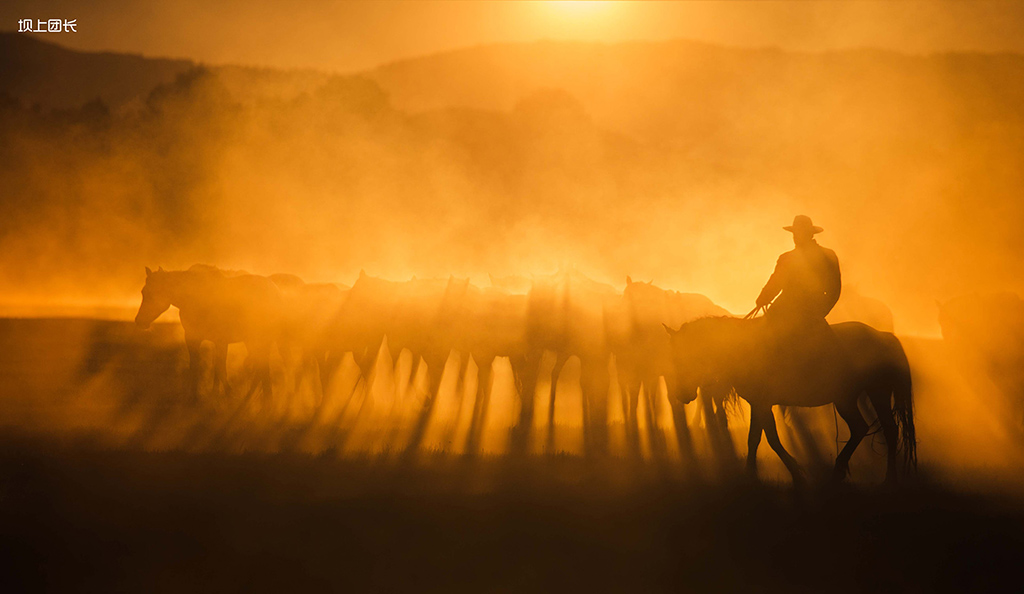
[166,271,209,311]
[715,319,760,371]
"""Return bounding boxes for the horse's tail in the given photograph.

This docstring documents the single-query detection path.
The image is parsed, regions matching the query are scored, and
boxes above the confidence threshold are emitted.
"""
[891,338,917,475]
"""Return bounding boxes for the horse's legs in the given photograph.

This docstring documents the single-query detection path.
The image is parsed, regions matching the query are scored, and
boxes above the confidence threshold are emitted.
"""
[834,399,869,481]
[441,352,470,450]
[509,353,536,456]
[546,352,567,455]
[664,374,694,463]
[401,351,446,456]
[702,383,735,465]
[746,405,765,477]
[619,370,640,457]
[714,390,731,435]
[517,354,538,433]
[356,345,378,390]
[185,337,203,402]
[214,342,229,396]
[642,378,665,458]
[465,357,493,456]
[318,349,342,402]
[252,343,273,400]
[580,355,610,456]
[868,387,900,484]
[760,405,804,483]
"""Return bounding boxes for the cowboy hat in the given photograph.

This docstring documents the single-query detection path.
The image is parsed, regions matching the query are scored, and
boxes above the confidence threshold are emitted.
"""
[783,215,823,234]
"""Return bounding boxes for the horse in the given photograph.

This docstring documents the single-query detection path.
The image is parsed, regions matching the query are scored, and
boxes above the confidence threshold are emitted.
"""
[269,272,347,399]
[620,277,733,458]
[666,316,916,484]
[135,266,284,400]
[436,280,534,456]
[522,266,620,456]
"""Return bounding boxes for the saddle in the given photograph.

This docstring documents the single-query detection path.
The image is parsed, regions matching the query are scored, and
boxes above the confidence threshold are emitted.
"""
[761,309,842,380]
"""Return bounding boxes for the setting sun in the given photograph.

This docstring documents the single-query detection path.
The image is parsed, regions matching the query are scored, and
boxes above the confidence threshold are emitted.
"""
[538,0,623,34]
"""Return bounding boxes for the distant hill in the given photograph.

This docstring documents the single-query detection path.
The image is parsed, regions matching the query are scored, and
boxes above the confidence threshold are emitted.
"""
[0,33,331,110]
[9,33,1024,149]
[0,32,195,109]
[364,39,1024,146]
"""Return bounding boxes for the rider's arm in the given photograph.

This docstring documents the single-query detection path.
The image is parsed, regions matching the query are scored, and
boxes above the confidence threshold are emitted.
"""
[756,255,786,307]
[822,252,842,316]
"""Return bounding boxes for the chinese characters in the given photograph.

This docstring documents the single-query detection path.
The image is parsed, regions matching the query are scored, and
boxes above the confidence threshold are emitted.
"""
[18,19,77,33]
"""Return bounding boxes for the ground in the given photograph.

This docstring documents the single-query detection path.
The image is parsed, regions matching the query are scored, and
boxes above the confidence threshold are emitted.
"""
[2,318,1023,591]
[1,437,1022,593]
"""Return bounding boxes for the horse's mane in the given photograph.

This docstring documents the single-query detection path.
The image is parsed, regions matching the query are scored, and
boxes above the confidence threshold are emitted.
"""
[187,263,250,278]
[680,314,748,328]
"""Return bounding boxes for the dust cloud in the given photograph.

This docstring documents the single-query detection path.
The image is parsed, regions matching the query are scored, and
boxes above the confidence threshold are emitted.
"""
[1,36,1023,484]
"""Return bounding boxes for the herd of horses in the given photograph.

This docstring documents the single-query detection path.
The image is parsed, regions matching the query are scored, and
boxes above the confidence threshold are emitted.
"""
[135,264,917,484]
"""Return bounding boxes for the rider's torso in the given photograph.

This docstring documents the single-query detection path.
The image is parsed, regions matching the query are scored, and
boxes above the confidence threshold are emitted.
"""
[768,245,837,324]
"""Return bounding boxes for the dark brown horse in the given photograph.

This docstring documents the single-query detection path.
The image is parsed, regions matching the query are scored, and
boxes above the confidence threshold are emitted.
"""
[666,316,916,483]
[135,266,284,400]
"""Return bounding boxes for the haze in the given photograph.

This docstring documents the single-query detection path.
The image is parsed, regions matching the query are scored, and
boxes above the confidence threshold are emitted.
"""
[4,1,1024,72]
[1,0,1023,485]
[2,1,1024,335]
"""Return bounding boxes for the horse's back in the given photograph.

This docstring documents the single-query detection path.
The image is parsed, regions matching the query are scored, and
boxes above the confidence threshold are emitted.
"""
[831,320,898,346]
[831,320,907,375]
[182,272,283,343]
[225,274,284,307]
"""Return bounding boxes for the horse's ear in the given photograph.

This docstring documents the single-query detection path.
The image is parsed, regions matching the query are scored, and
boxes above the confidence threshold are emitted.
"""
[145,266,152,277]
[157,266,164,272]
[626,276,633,285]
[647,279,654,285]
[662,323,678,336]
[359,269,366,278]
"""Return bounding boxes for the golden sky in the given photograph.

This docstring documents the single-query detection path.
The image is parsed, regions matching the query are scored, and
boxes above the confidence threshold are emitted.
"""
[4,1,1024,71]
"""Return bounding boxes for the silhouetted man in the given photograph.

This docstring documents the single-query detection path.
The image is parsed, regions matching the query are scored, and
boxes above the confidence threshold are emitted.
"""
[757,215,841,330]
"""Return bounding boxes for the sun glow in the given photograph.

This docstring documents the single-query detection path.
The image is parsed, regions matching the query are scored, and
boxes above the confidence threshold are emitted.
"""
[540,1,623,35]
[548,1,609,15]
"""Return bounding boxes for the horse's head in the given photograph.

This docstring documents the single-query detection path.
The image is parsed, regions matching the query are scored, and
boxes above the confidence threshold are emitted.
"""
[623,276,659,302]
[664,318,722,404]
[135,266,173,329]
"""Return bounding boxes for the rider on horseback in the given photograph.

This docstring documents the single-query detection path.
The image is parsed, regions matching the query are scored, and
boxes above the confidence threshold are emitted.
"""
[756,215,841,331]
